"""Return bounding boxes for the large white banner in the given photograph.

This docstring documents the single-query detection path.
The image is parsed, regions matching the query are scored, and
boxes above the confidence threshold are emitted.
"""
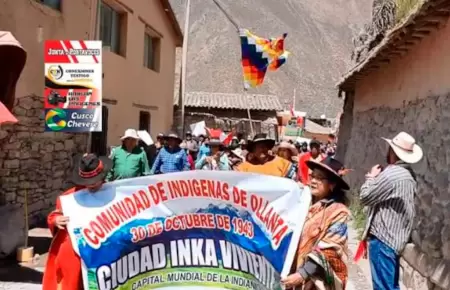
[61,171,311,290]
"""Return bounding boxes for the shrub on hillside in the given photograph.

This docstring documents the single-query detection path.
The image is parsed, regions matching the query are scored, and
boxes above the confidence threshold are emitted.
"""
[396,0,421,22]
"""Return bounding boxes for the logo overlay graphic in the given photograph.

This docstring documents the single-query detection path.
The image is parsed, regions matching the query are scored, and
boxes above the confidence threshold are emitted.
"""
[45,108,67,131]
[48,65,64,80]
[45,109,101,132]
[44,40,102,132]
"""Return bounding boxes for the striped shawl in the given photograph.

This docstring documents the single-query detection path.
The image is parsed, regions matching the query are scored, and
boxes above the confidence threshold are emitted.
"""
[295,201,350,290]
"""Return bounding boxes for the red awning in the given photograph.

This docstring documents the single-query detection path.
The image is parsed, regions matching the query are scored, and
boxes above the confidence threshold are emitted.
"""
[0,101,18,124]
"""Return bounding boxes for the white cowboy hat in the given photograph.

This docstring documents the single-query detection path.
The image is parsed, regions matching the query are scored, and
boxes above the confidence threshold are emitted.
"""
[231,148,245,160]
[277,141,298,155]
[382,132,423,164]
[120,129,140,140]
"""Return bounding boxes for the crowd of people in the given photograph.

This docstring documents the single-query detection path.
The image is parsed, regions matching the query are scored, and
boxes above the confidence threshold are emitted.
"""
[103,128,338,183]
[42,128,423,290]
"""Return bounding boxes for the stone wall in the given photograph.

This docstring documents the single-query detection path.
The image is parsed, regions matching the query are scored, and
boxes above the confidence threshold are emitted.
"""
[0,95,87,257]
[337,93,450,289]
[335,91,354,161]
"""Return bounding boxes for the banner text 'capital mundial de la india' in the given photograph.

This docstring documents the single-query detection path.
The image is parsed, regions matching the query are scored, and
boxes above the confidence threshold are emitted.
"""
[61,171,311,290]
[44,40,102,132]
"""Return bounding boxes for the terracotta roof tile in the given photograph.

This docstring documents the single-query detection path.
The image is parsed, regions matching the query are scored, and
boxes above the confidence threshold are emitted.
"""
[305,119,334,134]
[183,91,283,111]
[337,0,450,90]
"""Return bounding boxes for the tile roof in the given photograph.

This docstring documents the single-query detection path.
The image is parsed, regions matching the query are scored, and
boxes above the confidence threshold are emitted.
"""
[337,0,450,90]
[181,91,283,111]
[304,119,334,134]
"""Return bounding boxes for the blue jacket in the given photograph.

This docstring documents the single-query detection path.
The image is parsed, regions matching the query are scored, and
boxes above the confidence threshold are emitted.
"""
[151,147,189,174]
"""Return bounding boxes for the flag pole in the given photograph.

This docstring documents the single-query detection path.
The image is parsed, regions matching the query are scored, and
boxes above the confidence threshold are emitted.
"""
[293,88,301,136]
[180,0,191,136]
[212,0,255,136]
[292,88,296,110]
[246,106,254,136]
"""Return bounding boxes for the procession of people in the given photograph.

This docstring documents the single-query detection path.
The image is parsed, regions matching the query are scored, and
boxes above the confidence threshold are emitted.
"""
[43,128,423,290]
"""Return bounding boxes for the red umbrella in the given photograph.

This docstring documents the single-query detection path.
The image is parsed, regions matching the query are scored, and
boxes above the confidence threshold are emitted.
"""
[0,101,17,124]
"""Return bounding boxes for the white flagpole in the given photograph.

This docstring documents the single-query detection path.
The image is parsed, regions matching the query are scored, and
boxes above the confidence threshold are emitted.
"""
[180,0,191,136]
[292,88,296,111]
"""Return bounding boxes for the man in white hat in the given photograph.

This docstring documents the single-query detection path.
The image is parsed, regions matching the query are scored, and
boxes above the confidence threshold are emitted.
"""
[106,129,151,181]
[151,132,190,174]
[358,132,423,290]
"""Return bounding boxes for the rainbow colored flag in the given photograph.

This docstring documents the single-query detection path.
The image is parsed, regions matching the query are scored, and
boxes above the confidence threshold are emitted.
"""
[239,29,289,89]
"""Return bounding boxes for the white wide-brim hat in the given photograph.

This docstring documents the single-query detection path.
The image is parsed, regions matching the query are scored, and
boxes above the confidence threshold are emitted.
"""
[278,141,298,155]
[120,129,140,140]
[382,132,423,164]
[231,148,245,160]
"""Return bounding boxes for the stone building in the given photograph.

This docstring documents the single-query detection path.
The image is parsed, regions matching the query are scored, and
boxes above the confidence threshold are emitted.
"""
[0,0,182,257]
[173,91,282,137]
[0,0,94,257]
[337,1,450,289]
[99,0,182,147]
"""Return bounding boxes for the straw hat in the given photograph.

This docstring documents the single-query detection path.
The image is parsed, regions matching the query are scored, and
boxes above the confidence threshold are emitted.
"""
[382,132,423,164]
[278,141,298,155]
[164,132,182,143]
[231,148,245,160]
[306,158,350,190]
[120,129,140,140]
[247,133,275,152]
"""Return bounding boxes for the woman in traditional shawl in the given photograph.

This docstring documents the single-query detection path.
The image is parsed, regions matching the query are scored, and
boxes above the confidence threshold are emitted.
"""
[282,157,351,290]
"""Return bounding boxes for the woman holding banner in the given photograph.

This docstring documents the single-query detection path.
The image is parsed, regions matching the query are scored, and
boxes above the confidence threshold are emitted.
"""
[282,157,351,290]
[43,154,111,290]
[236,133,296,179]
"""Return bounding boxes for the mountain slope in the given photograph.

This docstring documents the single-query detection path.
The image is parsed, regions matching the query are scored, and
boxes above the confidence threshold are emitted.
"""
[171,0,371,118]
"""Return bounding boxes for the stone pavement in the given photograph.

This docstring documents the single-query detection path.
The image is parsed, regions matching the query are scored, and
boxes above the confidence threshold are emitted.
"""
[0,228,49,290]
[346,221,373,290]
[0,225,377,290]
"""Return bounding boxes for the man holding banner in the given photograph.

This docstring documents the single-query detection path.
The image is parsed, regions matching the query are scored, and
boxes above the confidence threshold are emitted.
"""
[43,154,111,290]
[57,169,312,290]
[43,148,351,290]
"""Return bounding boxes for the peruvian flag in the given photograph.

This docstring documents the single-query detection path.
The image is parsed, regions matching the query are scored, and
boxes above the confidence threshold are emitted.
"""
[205,127,233,145]
[205,127,222,139]
[220,132,233,145]
[296,116,304,127]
